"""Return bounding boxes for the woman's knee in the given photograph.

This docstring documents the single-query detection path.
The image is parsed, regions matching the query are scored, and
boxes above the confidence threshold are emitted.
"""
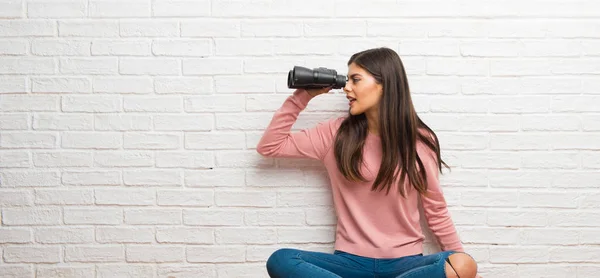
[266,248,298,274]
[444,252,477,278]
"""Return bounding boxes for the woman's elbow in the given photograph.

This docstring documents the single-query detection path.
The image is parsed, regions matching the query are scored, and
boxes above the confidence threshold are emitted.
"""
[256,143,273,157]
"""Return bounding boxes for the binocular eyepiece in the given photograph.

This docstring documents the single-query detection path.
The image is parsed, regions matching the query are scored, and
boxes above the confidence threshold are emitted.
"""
[287,66,346,89]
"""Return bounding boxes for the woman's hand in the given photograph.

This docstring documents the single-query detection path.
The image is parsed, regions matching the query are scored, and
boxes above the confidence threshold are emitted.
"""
[476,274,483,278]
[305,86,333,97]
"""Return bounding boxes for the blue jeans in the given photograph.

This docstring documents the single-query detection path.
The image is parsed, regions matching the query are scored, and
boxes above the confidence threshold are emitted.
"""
[266,248,456,278]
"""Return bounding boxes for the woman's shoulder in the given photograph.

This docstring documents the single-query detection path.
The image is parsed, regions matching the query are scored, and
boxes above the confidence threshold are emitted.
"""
[322,115,347,130]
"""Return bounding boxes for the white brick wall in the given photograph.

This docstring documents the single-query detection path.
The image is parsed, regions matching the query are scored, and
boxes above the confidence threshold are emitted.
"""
[0,0,599,277]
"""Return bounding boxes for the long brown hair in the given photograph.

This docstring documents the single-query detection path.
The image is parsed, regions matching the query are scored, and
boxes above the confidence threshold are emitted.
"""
[333,47,449,197]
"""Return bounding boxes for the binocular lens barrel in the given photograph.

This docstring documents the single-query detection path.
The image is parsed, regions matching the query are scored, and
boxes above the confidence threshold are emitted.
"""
[287,66,346,89]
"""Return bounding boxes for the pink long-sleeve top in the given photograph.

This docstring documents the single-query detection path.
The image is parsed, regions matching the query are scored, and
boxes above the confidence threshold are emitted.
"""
[256,89,464,259]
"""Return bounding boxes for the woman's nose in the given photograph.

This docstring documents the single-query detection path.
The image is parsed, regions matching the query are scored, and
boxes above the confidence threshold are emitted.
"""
[343,82,351,93]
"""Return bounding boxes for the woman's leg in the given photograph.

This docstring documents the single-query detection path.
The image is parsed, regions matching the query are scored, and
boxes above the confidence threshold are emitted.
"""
[392,251,477,278]
[266,248,374,278]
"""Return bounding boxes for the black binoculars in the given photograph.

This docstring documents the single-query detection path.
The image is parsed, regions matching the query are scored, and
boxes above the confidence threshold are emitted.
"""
[287,66,346,89]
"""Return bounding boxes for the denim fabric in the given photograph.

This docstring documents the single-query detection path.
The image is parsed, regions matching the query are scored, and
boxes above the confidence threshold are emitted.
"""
[266,248,456,278]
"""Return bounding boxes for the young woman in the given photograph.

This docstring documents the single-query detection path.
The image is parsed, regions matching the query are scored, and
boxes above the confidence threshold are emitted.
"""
[256,47,481,278]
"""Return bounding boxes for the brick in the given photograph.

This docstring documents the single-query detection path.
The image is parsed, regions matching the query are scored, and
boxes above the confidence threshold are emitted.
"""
[156,152,214,168]
[31,39,91,56]
[181,18,240,38]
[427,58,488,76]
[0,190,33,206]
[126,245,184,263]
[460,190,519,207]
[277,227,335,243]
[521,152,579,169]
[216,113,273,130]
[183,209,244,226]
[549,212,600,227]
[35,227,94,244]
[216,151,273,168]
[0,266,34,278]
[61,132,121,149]
[154,77,212,94]
[95,188,155,206]
[93,151,154,167]
[490,246,549,263]
[33,113,93,130]
[215,39,274,56]
[0,114,28,130]
[187,246,245,263]
[216,263,265,278]
[183,58,242,75]
[0,132,57,149]
[458,227,518,244]
[0,76,27,93]
[156,227,214,244]
[241,20,301,37]
[65,245,124,262]
[123,96,182,112]
[0,39,27,55]
[153,1,210,17]
[212,0,331,17]
[185,132,246,150]
[35,189,93,205]
[489,96,552,113]
[157,190,214,207]
[96,227,154,243]
[1,94,58,112]
[154,115,213,131]
[119,58,180,75]
[0,151,30,168]
[3,246,61,263]
[59,57,118,74]
[215,227,276,244]
[94,114,152,131]
[215,191,275,208]
[246,169,304,187]
[488,170,553,188]
[520,228,579,245]
[153,39,211,56]
[0,20,55,37]
[37,266,95,278]
[62,170,121,185]
[460,40,521,57]
[158,266,216,278]
[124,208,182,224]
[0,170,60,187]
[184,169,245,187]
[550,247,600,263]
[96,265,154,278]
[487,210,547,227]
[93,76,153,93]
[277,191,333,207]
[120,20,179,37]
[28,2,87,18]
[62,95,121,112]
[430,96,488,113]
[33,152,92,167]
[123,169,182,186]
[123,133,180,150]
[64,208,122,225]
[0,1,22,18]
[519,191,579,208]
[0,228,31,243]
[90,0,150,18]
[91,40,152,56]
